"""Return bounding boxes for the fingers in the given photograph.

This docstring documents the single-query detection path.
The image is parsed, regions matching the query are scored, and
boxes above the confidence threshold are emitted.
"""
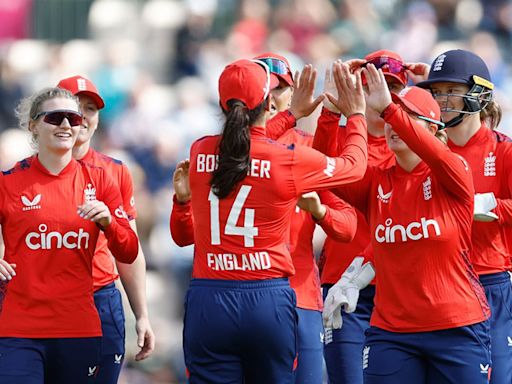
[77,201,111,223]
[0,260,16,281]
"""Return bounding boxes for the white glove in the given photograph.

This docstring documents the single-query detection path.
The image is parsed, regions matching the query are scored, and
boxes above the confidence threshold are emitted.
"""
[474,192,498,222]
[323,256,375,330]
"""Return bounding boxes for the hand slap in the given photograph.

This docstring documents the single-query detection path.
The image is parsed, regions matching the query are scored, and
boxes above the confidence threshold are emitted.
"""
[325,61,365,117]
[361,64,392,114]
[289,64,325,119]
[77,200,112,228]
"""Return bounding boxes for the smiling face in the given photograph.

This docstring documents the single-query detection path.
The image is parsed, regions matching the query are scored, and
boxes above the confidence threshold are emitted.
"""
[75,94,99,146]
[384,114,435,154]
[29,97,81,155]
[428,82,469,123]
[269,81,293,118]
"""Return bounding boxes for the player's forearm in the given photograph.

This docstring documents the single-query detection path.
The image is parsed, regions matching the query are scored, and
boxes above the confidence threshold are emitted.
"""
[116,249,150,319]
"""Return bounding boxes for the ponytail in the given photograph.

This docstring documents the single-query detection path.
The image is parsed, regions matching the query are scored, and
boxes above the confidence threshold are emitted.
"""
[480,99,502,130]
[211,99,266,198]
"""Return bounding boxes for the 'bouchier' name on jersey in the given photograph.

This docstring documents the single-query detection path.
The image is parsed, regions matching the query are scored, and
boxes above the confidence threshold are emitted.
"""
[196,154,271,179]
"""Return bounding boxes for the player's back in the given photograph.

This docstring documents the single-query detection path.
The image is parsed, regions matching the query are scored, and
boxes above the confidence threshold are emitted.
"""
[189,121,367,281]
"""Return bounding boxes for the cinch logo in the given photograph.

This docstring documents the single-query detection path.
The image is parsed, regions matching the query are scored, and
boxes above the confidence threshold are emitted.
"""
[21,194,41,211]
[375,217,441,244]
[25,224,90,250]
[114,205,128,219]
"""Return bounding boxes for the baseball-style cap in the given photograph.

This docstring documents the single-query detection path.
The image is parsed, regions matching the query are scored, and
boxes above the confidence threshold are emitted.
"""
[417,49,493,90]
[253,52,294,87]
[57,75,105,109]
[391,86,445,128]
[219,59,279,111]
[364,49,408,86]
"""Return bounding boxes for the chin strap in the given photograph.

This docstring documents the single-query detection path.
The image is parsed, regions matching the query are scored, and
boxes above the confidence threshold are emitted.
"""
[443,113,466,128]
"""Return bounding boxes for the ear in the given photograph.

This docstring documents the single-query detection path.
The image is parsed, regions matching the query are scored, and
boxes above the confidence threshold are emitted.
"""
[428,122,438,135]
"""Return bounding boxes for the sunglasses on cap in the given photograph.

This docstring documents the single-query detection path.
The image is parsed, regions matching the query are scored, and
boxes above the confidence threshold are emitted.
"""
[251,59,272,100]
[33,109,83,127]
[254,57,292,78]
[363,57,407,75]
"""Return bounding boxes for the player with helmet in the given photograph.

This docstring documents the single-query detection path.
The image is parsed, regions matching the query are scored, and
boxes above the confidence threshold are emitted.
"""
[316,62,491,383]
[418,49,512,384]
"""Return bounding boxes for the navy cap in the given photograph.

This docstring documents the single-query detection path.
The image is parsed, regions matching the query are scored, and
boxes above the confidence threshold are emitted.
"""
[417,49,493,89]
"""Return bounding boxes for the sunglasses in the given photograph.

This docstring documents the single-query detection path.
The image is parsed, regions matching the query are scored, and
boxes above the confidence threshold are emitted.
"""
[363,57,407,75]
[33,109,83,127]
[251,59,272,100]
[255,57,292,79]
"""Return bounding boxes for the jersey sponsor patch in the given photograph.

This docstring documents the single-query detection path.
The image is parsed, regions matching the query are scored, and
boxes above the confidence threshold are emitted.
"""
[374,217,441,244]
[25,224,90,250]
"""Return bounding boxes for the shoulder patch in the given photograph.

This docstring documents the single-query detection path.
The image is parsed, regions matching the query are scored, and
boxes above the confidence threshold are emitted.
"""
[2,157,33,175]
[493,130,512,143]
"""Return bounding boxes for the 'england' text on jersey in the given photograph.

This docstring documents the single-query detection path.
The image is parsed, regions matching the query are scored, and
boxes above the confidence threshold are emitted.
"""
[207,251,271,271]
[196,154,271,179]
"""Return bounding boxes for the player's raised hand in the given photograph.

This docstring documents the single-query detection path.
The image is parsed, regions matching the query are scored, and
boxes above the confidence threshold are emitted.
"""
[173,159,191,203]
[361,64,392,114]
[322,63,341,113]
[325,61,365,117]
[405,62,430,84]
[289,64,325,119]
[77,200,112,228]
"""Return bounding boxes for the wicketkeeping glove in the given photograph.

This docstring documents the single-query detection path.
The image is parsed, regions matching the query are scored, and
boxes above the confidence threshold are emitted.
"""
[474,192,498,222]
[323,256,375,330]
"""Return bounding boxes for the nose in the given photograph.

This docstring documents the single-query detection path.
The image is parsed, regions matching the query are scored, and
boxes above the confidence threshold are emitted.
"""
[59,118,72,128]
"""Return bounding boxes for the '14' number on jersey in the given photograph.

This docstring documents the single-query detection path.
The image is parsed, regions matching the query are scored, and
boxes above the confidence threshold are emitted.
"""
[208,185,258,247]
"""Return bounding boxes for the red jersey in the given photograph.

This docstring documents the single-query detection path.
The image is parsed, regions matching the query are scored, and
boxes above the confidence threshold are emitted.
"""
[81,149,138,291]
[189,116,367,281]
[274,129,357,310]
[0,156,138,338]
[314,109,395,284]
[448,126,512,275]
[329,104,489,332]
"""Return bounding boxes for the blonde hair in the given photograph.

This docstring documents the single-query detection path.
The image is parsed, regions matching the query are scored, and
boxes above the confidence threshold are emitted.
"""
[15,87,78,147]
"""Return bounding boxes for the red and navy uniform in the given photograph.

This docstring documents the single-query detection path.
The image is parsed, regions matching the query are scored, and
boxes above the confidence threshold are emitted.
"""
[448,126,512,384]
[0,155,137,384]
[183,117,367,384]
[314,108,393,384]
[321,103,490,383]
[83,148,138,384]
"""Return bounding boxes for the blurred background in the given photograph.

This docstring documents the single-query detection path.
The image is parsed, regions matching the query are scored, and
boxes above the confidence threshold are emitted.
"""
[0,0,511,382]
